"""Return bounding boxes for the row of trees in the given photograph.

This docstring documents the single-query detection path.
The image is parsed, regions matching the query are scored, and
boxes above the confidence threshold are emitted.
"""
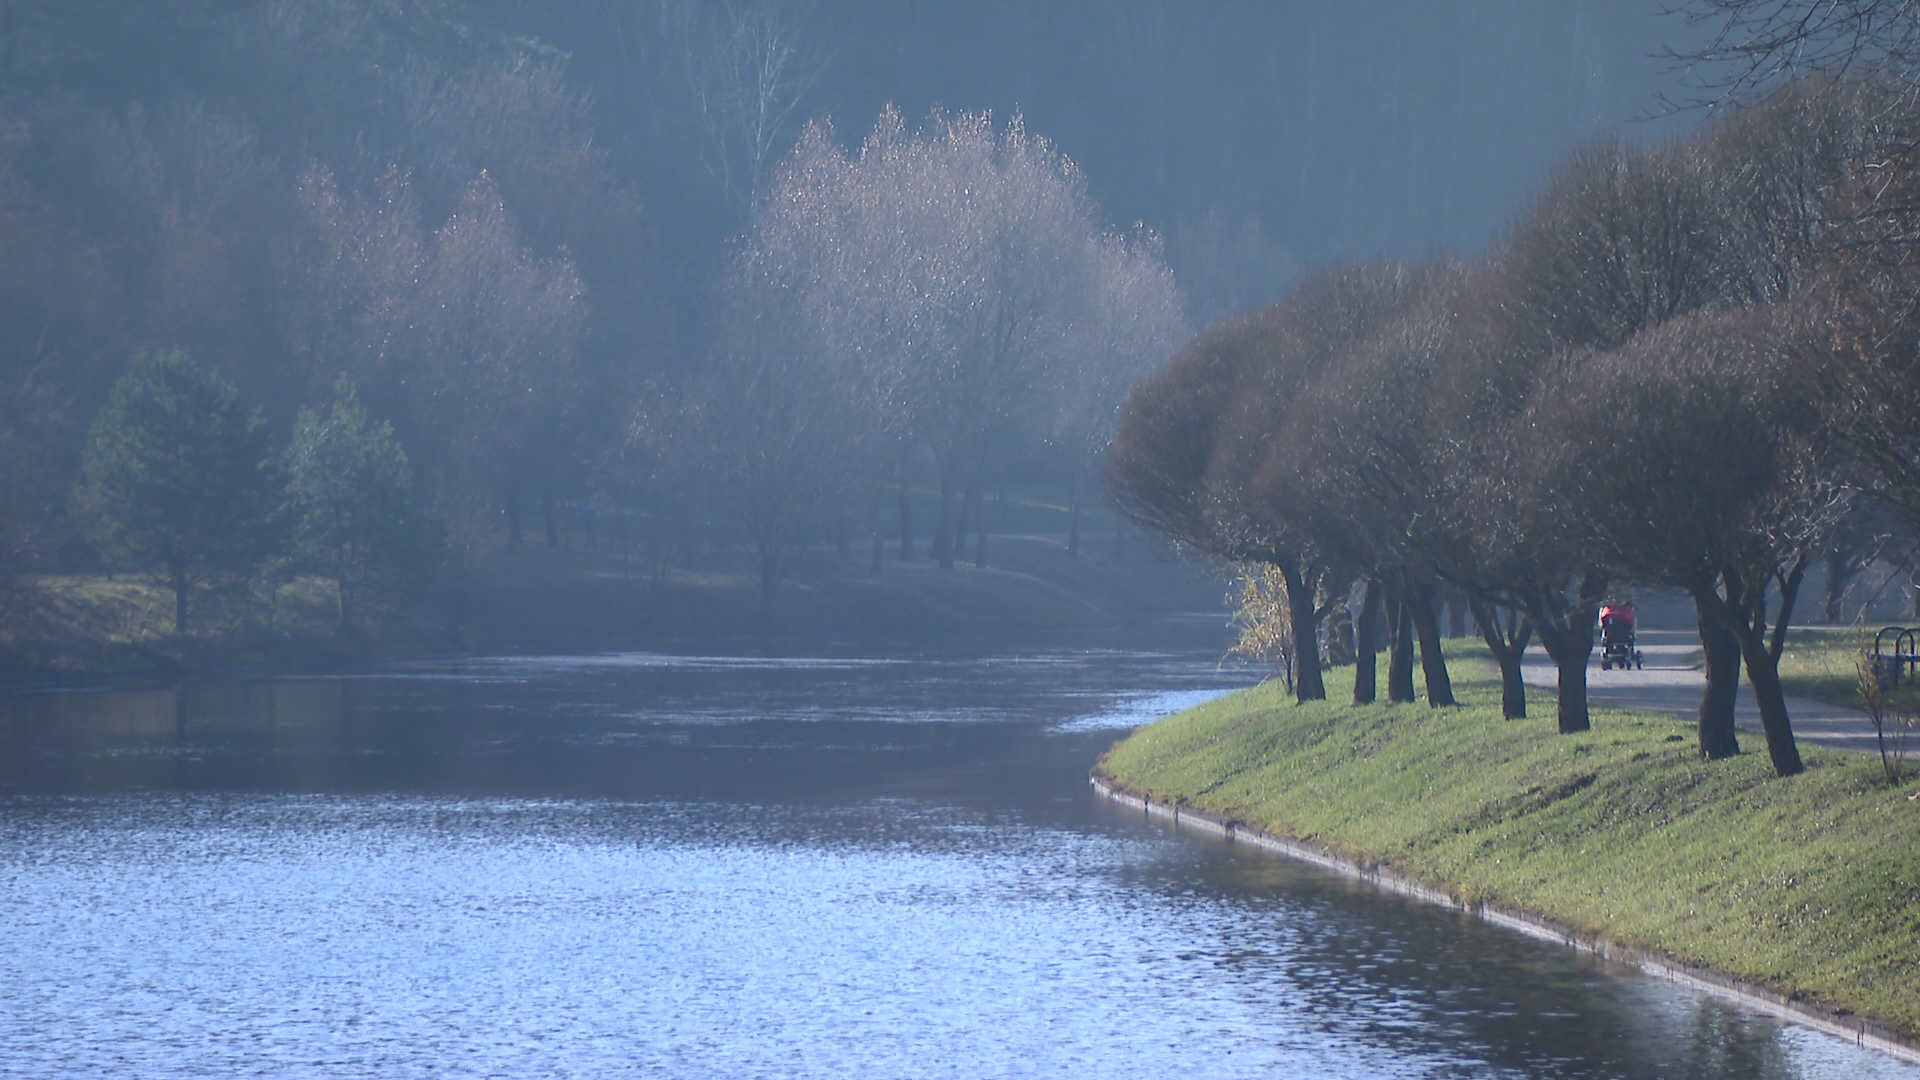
[1109,75,1920,778]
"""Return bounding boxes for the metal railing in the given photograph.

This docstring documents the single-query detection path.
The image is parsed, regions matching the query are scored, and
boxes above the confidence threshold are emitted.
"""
[1871,626,1920,689]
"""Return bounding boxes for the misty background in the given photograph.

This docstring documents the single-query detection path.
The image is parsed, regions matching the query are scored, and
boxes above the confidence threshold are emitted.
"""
[0,0,1714,646]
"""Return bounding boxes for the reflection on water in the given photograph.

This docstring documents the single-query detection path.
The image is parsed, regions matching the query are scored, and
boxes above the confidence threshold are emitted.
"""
[0,640,1912,1079]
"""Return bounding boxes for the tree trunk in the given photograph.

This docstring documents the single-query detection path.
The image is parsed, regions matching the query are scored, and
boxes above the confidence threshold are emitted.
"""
[1524,575,1604,734]
[171,566,189,636]
[1066,475,1083,558]
[1750,563,1809,777]
[898,480,914,562]
[1553,648,1591,734]
[1386,585,1416,704]
[1470,598,1531,720]
[969,473,986,568]
[1695,563,1806,777]
[1741,632,1804,776]
[1279,561,1326,702]
[1322,589,1355,666]
[1353,578,1382,705]
[1447,592,1467,638]
[951,475,971,569]
[757,542,782,601]
[1409,583,1456,707]
[1823,549,1850,623]
[934,471,957,570]
[1693,592,1742,760]
[1529,617,1592,733]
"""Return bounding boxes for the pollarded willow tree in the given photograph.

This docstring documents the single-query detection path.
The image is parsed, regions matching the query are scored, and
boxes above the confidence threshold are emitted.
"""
[720,106,1187,577]
[1524,304,1841,775]
[1108,262,1435,704]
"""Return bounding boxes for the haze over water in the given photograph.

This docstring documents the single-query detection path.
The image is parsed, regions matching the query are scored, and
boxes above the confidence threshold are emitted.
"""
[0,634,1913,1078]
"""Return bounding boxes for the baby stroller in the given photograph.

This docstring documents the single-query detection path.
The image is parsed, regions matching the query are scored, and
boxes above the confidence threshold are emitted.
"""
[1598,603,1642,670]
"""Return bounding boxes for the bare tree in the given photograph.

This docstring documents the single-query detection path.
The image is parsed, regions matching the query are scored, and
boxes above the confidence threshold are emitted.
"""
[293,166,587,556]
[1106,303,1325,699]
[1706,75,1910,301]
[1810,498,1899,621]
[1665,0,1920,101]
[1109,262,1431,703]
[1434,134,1752,734]
[585,0,824,226]
[1528,304,1841,775]
[702,128,875,597]
[1815,114,1920,541]
[1275,260,1468,709]
[1045,228,1188,558]
[736,107,1170,576]
[1501,135,1749,356]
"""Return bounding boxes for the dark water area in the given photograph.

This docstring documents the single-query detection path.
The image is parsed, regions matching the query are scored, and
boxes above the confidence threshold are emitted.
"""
[0,627,1913,1079]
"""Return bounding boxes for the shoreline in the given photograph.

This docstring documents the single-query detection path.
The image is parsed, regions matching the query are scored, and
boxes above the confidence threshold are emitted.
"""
[0,535,1230,690]
[1090,769,1920,1067]
[0,613,1237,697]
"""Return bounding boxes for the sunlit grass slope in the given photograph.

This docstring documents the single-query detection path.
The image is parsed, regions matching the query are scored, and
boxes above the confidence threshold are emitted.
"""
[1097,657,1920,1038]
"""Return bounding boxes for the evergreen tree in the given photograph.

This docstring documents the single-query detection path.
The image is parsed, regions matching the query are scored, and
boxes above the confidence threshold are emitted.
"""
[284,376,441,630]
[74,350,278,634]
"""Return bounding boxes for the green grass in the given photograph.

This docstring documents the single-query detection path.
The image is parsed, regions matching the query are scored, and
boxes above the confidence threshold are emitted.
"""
[1608,624,1875,711]
[1778,627,1876,709]
[1098,658,1920,1039]
[0,573,348,679]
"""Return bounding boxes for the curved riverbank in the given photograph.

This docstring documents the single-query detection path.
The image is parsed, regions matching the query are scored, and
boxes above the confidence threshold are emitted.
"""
[1093,660,1920,1062]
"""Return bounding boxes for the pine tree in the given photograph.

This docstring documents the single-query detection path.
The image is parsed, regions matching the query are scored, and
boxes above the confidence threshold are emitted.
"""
[75,351,278,635]
[284,376,441,630]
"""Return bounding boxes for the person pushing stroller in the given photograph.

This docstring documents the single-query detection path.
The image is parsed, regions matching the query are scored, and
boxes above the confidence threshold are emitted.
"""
[1598,603,1642,670]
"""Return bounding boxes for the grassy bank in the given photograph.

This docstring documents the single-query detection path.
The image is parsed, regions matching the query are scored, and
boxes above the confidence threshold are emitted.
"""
[1097,658,1920,1040]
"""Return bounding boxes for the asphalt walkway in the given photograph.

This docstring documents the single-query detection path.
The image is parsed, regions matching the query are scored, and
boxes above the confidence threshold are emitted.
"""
[1518,628,1882,753]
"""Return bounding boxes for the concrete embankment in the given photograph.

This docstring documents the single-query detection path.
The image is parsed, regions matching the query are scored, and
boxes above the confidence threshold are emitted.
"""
[1090,769,1920,1066]
[1092,661,1920,1065]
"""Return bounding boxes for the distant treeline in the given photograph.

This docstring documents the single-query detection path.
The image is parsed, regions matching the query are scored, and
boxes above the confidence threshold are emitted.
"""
[0,1,1186,630]
[0,3,652,582]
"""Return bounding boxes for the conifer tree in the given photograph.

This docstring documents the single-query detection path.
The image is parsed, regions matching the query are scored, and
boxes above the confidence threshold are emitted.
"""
[284,376,441,631]
[75,350,278,634]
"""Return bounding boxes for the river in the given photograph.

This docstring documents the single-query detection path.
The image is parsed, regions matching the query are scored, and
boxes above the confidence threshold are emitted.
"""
[0,629,1912,1078]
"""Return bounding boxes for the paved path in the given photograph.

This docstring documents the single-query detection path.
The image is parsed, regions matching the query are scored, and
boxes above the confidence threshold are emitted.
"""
[1518,629,1882,753]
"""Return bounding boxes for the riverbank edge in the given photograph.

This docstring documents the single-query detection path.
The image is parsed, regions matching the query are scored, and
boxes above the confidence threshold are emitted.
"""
[1088,768,1920,1067]
[1,537,1228,689]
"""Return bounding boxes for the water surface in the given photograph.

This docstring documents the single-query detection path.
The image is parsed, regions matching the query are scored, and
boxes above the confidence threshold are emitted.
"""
[0,637,1911,1078]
